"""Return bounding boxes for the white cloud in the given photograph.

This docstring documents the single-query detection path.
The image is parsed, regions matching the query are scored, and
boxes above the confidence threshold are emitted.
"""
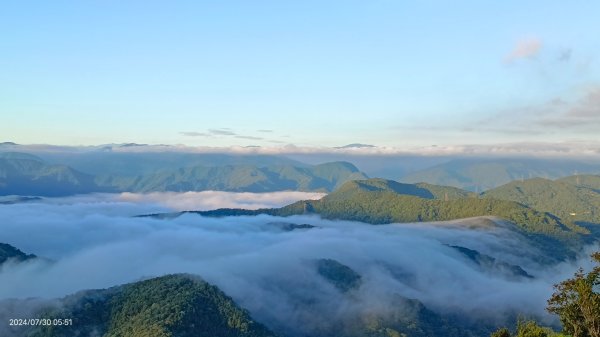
[0,194,596,337]
[116,191,325,211]
[505,37,543,62]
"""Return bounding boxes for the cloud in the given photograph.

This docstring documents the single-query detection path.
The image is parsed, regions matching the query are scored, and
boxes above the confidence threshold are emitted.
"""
[115,191,325,211]
[180,129,278,142]
[568,88,600,117]
[180,131,210,137]
[7,140,600,159]
[258,129,273,133]
[235,135,264,140]
[505,37,543,62]
[208,129,237,136]
[0,193,597,337]
[537,88,600,127]
[558,48,572,62]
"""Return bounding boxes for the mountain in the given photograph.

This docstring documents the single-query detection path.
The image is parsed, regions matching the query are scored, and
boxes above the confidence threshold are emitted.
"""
[316,259,362,293]
[35,151,307,177]
[334,143,376,149]
[19,269,475,337]
[0,151,368,195]
[312,260,473,337]
[401,158,600,192]
[483,177,600,230]
[0,243,36,265]
[167,178,573,241]
[0,195,43,204]
[28,274,277,337]
[0,152,102,196]
[271,179,569,236]
[449,246,533,280]
[95,161,367,193]
[558,174,600,192]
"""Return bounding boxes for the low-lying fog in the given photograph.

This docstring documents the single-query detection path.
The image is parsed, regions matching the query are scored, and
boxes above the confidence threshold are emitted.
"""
[0,192,597,335]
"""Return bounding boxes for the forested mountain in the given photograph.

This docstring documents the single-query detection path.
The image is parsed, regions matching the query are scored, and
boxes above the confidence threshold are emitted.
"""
[184,178,572,238]
[28,274,277,337]
[36,150,306,177]
[401,158,600,192]
[483,177,600,228]
[558,174,600,192]
[0,152,102,196]
[155,176,600,263]
[0,152,367,195]
[95,161,367,193]
[14,268,477,337]
[0,243,36,265]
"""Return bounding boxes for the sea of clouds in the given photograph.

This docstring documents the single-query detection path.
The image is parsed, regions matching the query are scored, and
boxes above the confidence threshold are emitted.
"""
[0,192,597,336]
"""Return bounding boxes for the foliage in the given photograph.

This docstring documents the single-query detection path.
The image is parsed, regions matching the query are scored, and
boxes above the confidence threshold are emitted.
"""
[484,178,600,232]
[28,274,277,337]
[547,252,600,337]
[316,259,362,292]
[272,179,573,238]
[491,327,511,337]
[490,319,565,337]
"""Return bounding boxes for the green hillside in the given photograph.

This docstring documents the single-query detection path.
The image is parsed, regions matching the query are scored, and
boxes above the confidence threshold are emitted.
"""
[483,177,600,229]
[174,178,574,243]
[29,274,277,337]
[558,174,600,192]
[316,258,363,293]
[268,179,566,236]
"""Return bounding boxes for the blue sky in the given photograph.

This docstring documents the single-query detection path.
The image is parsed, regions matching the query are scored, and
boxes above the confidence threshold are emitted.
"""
[1,1,599,149]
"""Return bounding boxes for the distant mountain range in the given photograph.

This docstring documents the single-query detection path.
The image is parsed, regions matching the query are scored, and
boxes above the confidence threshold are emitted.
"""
[3,146,600,194]
[0,152,367,196]
[0,152,100,197]
[401,158,600,191]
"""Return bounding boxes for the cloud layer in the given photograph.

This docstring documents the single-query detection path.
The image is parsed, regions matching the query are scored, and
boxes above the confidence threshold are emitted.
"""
[1,193,597,336]
[505,37,543,62]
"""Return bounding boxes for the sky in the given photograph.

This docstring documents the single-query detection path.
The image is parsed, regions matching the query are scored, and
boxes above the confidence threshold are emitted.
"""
[1,1,599,149]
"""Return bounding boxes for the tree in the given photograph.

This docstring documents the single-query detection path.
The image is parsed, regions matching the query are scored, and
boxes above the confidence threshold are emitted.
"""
[491,327,511,337]
[490,319,561,337]
[547,252,600,337]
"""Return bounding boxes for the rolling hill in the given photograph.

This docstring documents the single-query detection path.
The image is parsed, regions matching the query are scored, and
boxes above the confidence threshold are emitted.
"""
[190,179,563,234]
[483,177,600,229]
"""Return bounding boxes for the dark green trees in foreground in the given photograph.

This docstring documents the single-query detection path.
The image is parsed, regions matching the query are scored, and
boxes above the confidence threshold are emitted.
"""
[492,252,600,337]
[547,252,600,337]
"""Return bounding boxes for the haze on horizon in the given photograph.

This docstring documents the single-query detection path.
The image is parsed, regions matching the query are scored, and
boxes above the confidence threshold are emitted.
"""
[1,1,600,151]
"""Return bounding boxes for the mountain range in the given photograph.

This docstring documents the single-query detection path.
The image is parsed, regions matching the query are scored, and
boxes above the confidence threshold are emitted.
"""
[401,158,600,191]
[3,147,600,195]
[0,152,367,196]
